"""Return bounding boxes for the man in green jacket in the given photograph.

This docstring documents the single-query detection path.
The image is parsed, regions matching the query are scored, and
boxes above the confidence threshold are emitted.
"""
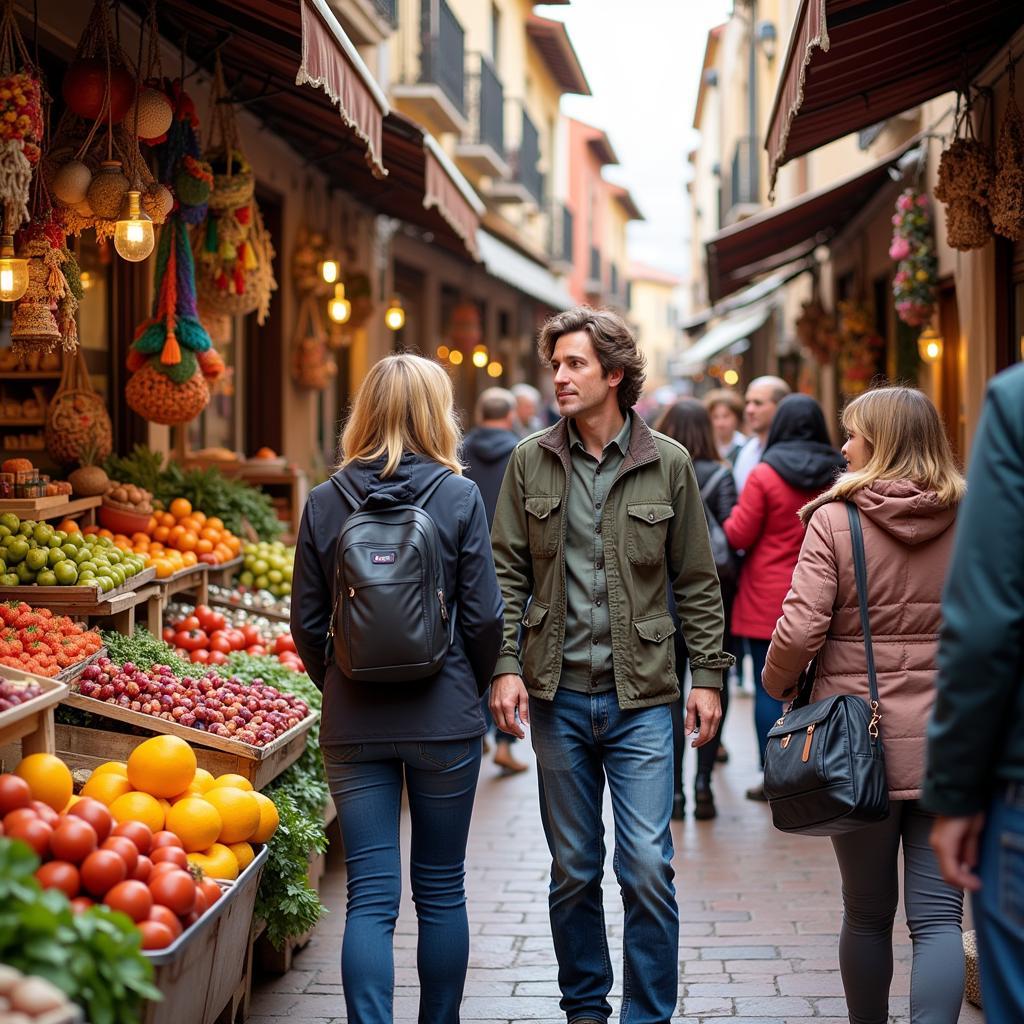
[924,362,1024,1020]
[490,307,732,1024]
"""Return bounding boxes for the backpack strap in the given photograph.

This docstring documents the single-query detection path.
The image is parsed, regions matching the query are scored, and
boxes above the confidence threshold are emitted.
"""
[699,464,731,504]
[329,472,362,510]
[413,468,453,509]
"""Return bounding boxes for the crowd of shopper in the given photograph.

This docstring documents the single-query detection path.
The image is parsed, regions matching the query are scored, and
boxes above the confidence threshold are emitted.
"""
[291,307,1024,1024]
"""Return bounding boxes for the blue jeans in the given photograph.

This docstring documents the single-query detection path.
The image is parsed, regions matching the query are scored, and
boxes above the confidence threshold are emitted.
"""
[973,781,1024,1020]
[529,688,678,1024]
[745,637,784,769]
[321,739,482,1024]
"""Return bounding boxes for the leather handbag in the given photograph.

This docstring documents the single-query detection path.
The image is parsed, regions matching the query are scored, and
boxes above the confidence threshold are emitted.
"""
[763,503,890,836]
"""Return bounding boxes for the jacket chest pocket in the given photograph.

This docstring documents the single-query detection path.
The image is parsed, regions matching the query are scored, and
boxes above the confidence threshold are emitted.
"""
[525,495,562,558]
[626,502,674,566]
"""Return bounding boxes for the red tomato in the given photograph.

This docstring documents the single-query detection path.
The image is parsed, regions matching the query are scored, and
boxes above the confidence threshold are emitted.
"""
[132,854,153,883]
[102,835,139,874]
[195,605,227,633]
[273,635,297,655]
[36,860,80,898]
[68,797,112,842]
[30,801,59,828]
[69,896,94,914]
[150,830,184,851]
[50,816,98,863]
[240,624,263,647]
[0,773,32,816]
[198,877,222,907]
[198,553,219,565]
[245,645,266,657]
[3,807,38,832]
[192,887,209,917]
[189,649,210,665]
[138,920,175,949]
[226,629,246,652]
[80,849,128,897]
[112,820,152,855]
[208,632,233,654]
[207,650,228,666]
[148,861,183,880]
[162,627,176,644]
[174,629,209,652]
[149,868,196,916]
[150,845,188,869]
[179,615,201,632]
[148,904,183,938]
[104,879,153,922]
[7,818,51,857]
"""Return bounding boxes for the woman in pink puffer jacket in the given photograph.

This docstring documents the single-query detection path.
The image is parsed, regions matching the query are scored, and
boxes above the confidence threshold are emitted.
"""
[763,387,966,1024]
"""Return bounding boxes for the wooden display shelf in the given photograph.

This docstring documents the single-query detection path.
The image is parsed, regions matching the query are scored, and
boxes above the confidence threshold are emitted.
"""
[0,494,69,513]
[37,495,102,523]
[208,593,290,624]
[0,418,45,427]
[0,566,156,607]
[205,556,242,588]
[0,667,69,759]
[0,372,63,379]
[58,694,317,789]
[158,563,209,606]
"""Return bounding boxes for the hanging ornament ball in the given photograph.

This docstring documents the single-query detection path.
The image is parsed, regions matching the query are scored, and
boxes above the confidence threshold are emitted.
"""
[86,160,130,220]
[142,184,174,224]
[62,59,136,123]
[124,87,174,142]
[52,161,93,206]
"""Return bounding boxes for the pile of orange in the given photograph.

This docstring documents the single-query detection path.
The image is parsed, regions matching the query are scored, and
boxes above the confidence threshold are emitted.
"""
[85,498,241,579]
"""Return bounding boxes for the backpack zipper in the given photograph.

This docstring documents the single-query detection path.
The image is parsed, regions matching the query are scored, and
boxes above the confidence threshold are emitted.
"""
[437,589,449,623]
[801,723,816,762]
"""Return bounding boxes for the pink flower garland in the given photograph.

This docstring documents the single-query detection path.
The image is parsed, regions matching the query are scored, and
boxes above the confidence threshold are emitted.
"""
[890,188,937,327]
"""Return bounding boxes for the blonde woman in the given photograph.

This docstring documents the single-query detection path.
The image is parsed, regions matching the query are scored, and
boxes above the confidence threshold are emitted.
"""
[291,354,503,1023]
[763,387,966,1024]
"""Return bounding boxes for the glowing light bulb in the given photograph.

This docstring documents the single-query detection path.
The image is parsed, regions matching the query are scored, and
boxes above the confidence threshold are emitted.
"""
[436,345,450,360]
[384,297,406,331]
[723,369,739,386]
[113,191,155,262]
[0,235,28,302]
[328,283,351,324]
[486,361,503,378]
[472,349,489,368]
[449,349,464,365]
[320,259,340,284]
[917,326,944,364]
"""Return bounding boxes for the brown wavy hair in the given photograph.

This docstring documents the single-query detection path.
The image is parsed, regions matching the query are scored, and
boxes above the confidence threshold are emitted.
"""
[537,306,647,415]
[657,398,721,462]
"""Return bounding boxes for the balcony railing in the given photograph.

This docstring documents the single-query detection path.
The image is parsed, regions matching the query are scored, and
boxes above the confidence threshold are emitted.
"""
[509,106,542,204]
[464,52,504,156]
[419,0,465,117]
[587,245,601,290]
[724,135,759,220]
[547,201,573,266]
[372,0,397,26]
[609,262,620,301]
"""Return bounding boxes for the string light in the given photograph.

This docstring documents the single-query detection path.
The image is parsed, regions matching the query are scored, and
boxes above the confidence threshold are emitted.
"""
[486,361,503,378]
[449,349,464,365]
[384,296,406,331]
[436,345,450,360]
[319,259,340,284]
[723,369,739,386]
[113,191,155,262]
[327,282,351,324]
[0,235,28,301]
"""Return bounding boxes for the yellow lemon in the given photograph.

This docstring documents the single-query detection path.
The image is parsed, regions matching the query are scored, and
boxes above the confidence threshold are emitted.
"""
[250,792,280,844]
[80,771,132,807]
[165,797,223,853]
[203,787,260,844]
[109,791,165,833]
[209,773,253,792]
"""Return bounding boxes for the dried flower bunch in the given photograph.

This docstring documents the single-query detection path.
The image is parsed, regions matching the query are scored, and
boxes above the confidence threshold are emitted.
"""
[991,63,1024,241]
[890,188,938,326]
[837,300,884,397]
[935,99,995,251]
[795,298,840,366]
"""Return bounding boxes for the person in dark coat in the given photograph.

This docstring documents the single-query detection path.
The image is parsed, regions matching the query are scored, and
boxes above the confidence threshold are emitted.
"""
[723,393,844,800]
[291,353,503,1024]
[463,387,528,773]
[923,363,1024,1021]
[658,398,739,821]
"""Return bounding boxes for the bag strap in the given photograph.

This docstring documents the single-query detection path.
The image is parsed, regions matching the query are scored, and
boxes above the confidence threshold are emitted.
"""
[846,503,882,738]
[329,473,361,510]
[699,464,731,504]
[330,466,452,512]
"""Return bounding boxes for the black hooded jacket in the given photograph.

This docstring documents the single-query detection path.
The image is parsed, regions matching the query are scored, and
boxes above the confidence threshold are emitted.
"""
[462,426,519,526]
[291,453,503,745]
[761,394,845,490]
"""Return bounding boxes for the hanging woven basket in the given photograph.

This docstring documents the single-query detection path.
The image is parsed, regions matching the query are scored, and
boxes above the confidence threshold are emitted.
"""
[125,360,209,425]
[207,147,254,211]
[45,348,112,465]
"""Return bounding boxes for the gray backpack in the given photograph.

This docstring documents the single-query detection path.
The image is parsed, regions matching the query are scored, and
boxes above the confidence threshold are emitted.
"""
[328,470,453,683]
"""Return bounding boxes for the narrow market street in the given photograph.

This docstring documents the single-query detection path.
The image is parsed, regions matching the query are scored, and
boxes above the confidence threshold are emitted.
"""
[249,692,984,1024]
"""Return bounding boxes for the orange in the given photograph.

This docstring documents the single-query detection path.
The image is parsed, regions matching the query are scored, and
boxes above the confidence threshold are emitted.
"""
[195,539,213,555]
[152,525,170,543]
[191,768,216,793]
[165,797,223,852]
[203,786,260,844]
[82,524,100,536]
[250,792,280,843]
[199,528,221,543]
[147,515,159,532]
[205,517,224,532]
[15,753,74,811]
[152,558,174,579]
[227,841,254,870]
[188,842,238,880]
[209,773,253,792]
[131,532,150,547]
[127,735,197,798]
[192,511,206,527]
[177,531,198,552]
[225,536,241,556]
[213,544,232,562]
[98,528,114,540]
[168,525,185,543]
[169,498,192,520]
[182,551,198,566]
[80,771,133,806]
[92,760,128,778]
[109,791,165,832]
[56,519,80,534]
[159,511,176,528]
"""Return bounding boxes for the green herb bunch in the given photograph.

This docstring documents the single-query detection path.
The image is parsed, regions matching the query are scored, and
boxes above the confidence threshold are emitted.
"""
[0,838,161,1024]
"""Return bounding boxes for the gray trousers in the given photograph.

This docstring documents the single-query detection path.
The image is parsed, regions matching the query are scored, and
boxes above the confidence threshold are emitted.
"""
[831,800,964,1024]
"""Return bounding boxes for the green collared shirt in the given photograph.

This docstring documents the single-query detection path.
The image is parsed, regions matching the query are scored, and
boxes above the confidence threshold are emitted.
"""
[559,416,632,693]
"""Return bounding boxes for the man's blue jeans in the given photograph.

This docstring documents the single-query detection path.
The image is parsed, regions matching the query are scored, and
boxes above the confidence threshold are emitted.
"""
[530,688,678,1024]
[973,780,1024,1019]
[322,739,481,1024]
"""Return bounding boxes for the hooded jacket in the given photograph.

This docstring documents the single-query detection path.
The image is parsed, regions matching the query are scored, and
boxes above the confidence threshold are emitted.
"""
[763,481,958,800]
[462,426,520,526]
[291,453,503,745]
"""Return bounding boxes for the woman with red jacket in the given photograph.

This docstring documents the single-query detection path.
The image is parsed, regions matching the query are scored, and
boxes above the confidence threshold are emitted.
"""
[722,394,843,800]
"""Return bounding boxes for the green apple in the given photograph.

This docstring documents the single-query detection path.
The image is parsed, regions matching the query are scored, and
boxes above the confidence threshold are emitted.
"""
[0,572,18,586]
[25,548,47,572]
[36,570,57,587]
[53,560,79,586]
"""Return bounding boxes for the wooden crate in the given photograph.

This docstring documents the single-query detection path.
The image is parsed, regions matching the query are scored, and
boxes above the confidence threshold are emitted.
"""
[56,693,317,789]
[205,556,242,588]
[155,564,209,617]
[0,566,157,607]
[0,494,69,514]
[0,667,69,759]
[37,495,102,524]
[142,844,269,1024]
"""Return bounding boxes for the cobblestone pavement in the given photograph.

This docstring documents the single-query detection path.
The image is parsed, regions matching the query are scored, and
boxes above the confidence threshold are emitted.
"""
[249,690,984,1023]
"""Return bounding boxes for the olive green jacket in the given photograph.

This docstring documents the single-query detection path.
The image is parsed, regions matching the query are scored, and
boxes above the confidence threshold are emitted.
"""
[490,412,732,708]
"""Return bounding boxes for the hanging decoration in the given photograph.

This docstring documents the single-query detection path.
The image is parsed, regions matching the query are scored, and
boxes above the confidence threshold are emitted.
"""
[836,301,884,397]
[0,0,43,235]
[45,347,112,466]
[934,94,995,251]
[291,292,336,390]
[194,55,276,324]
[991,59,1024,241]
[889,188,937,327]
[794,298,840,365]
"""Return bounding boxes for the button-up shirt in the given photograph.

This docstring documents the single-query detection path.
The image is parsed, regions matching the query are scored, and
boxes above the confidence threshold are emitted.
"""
[559,416,631,693]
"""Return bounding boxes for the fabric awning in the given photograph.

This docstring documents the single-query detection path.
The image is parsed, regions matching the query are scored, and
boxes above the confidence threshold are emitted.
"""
[477,231,575,310]
[766,0,1024,191]
[424,135,485,260]
[672,304,772,377]
[706,136,922,303]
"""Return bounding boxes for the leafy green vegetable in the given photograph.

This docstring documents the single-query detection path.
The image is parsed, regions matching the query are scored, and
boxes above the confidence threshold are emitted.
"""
[104,445,284,541]
[0,838,162,1024]
[101,626,196,678]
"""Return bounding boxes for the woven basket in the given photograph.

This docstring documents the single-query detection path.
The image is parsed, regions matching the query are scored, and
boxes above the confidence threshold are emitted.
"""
[125,361,209,425]
[45,348,112,465]
[207,148,254,211]
[196,274,261,317]
[963,930,982,1008]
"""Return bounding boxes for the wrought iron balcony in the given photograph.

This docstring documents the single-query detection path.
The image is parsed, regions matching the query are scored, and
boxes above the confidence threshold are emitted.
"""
[722,135,760,224]
[488,102,543,208]
[585,245,602,294]
[547,201,574,270]
[456,52,508,178]
[372,0,397,26]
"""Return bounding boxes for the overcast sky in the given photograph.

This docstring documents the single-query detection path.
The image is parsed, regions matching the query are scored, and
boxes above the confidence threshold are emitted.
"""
[541,0,732,280]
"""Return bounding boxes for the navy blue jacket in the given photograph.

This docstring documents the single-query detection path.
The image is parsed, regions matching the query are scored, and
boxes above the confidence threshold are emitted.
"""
[291,453,504,745]
[462,426,519,527]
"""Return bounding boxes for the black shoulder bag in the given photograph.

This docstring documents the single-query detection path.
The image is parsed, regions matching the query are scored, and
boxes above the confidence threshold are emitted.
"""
[763,503,889,836]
